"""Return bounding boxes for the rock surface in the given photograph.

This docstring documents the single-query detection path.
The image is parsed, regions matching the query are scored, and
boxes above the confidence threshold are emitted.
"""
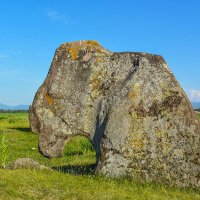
[8,158,49,170]
[30,40,200,187]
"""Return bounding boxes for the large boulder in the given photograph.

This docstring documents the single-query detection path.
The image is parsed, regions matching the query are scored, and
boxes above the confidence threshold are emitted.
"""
[30,40,200,187]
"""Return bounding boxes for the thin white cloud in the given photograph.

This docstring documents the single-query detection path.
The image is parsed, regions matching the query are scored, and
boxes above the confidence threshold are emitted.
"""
[44,9,78,25]
[47,11,65,20]
[188,89,200,102]
[45,9,69,24]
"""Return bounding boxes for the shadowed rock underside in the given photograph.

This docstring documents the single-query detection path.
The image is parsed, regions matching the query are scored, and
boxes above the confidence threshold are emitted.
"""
[30,40,200,187]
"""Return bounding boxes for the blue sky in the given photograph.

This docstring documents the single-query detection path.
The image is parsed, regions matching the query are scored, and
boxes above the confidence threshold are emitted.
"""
[0,0,200,105]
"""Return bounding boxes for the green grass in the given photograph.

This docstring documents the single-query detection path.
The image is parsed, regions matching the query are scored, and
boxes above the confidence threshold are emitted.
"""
[0,112,96,168]
[0,112,200,199]
[1,169,200,200]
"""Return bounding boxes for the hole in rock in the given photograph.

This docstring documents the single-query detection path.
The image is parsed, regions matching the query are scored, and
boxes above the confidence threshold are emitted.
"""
[52,135,97,175]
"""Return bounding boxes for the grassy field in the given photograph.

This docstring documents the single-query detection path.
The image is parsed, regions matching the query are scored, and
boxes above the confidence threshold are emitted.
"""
[0,112,200,199]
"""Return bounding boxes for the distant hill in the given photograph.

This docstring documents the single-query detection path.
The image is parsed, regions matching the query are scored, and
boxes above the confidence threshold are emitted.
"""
[0,103,29,110]
[0,102,199,111]
[192,102,200,109]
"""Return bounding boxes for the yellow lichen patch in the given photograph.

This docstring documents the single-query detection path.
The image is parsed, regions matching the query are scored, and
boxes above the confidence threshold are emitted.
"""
[162,144,172,156]
[161,110,169,118]
[129,83,140,100]
[85,40,100,51]
[162,85,173,98]
[155,130,167,138]
[89,76,101,91]
[69,46,78,61]
[44,93,54,106]
[161,83,179,99]
[132,138,144,150]
[91,90,101,99]
[85,40,100,47]
[130,111,137,119]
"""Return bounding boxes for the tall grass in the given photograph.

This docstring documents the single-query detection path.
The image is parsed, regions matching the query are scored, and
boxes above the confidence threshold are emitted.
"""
[63,136,94,156]
[0,129,8,168]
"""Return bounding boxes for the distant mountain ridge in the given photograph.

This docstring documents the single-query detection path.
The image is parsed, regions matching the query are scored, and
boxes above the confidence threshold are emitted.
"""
[0,102,199,111]
[0,103,29,110]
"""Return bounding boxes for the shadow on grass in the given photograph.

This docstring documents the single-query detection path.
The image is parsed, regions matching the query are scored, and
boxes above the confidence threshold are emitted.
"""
[10,127,31,132]
[52,163,96,175]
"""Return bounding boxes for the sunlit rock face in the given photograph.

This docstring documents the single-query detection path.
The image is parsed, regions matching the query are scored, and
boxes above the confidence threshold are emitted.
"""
[30,40,200,187]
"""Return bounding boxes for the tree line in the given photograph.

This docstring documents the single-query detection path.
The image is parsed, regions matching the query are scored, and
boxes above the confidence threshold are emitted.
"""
[0,110,28,113]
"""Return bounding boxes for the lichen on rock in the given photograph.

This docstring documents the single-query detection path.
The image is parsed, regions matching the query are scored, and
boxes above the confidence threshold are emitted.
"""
[30,40,200,187]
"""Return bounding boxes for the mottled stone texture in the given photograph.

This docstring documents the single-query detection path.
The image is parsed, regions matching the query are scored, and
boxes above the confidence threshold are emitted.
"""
[30,40,200,187]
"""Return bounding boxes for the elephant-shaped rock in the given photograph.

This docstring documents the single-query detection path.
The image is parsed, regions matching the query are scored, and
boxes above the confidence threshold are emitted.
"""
[30,40,200,187]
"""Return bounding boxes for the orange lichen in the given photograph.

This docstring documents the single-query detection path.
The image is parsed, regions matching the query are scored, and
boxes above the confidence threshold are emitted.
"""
[69,46,78,61]
[85,40,100,52]
[44,93,54,106]
[63,40,106,61]
[86,40,99,45]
